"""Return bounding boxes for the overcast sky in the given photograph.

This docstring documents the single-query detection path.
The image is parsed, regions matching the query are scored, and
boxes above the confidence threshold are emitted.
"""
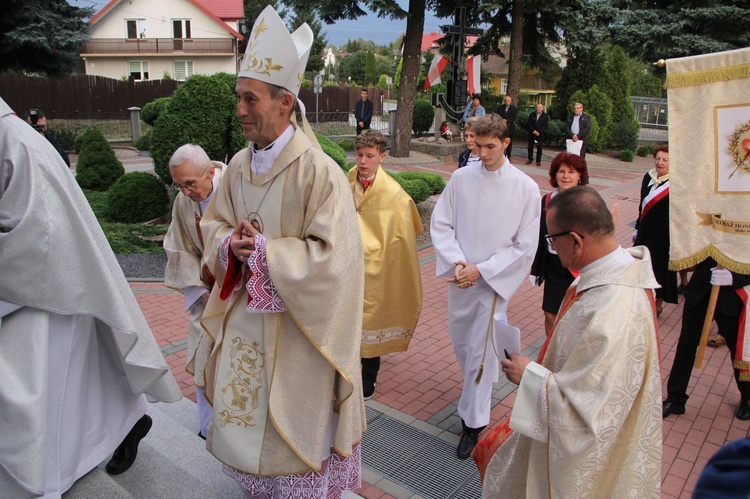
[66,0,450,47]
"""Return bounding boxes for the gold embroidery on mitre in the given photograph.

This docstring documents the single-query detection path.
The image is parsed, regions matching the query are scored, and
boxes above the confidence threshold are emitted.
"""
[253,17,267,39]
[241,39,284,76]
[218,337,265,428]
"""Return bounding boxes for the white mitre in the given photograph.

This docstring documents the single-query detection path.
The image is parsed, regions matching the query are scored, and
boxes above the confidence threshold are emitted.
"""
[239,5,313,97]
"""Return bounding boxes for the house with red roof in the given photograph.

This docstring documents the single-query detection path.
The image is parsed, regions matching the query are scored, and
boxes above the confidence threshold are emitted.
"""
[80,0,244,81]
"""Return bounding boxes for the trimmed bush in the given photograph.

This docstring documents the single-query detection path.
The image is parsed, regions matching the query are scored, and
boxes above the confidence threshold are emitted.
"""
[586,115,606,153]
[52,124,79,152]
[106,172,169,223]
[636,145,650,157]
[389,172,432,204]
[335,138,355,152]
[412,100,434,137]
[74,126,103,154]
[150,73,246,185]
[394,171,445,195]
[134,129,152,151]
[141,97,171,126]
[315,133,348,170]
[609,119,640,151]
[619,149,635,162]
[75,128,124,191]
[344,161,356,173]
[544,119,567,148]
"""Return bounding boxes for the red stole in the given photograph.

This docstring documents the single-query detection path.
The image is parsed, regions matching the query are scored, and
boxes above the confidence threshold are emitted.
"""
[640,181,669,220]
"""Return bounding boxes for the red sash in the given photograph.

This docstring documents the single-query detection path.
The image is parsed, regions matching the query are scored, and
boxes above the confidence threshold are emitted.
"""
[640,182,669,220]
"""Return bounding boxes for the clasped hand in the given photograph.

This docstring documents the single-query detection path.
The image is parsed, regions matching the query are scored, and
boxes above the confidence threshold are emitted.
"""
[230,219,259,264]
[446,261,480,289]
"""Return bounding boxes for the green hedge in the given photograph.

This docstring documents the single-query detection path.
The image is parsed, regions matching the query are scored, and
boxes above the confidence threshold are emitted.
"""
[393,171,445,195]
[387,170,444,204]
[335,138,355,152]
[106,172,169,223]
[636,145,650,157]
[140,97,171,126]
[412,100,434,137]
[619,149,635,162]
[315,133,348,170]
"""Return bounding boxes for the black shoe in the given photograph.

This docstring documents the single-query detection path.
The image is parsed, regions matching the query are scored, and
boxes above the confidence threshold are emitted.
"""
[457,431,480,459]
[662,401,685,418]
[198,430,206,440]
[525,160,533,164]
[736,399,750,420]
[363,381,376,401]
[106,415,152,475]
[536,161,542,166]
[677,284,686,294]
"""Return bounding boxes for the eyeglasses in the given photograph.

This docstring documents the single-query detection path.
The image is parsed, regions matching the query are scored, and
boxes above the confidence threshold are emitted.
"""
[171,167,210,191]
[545,230,585,249]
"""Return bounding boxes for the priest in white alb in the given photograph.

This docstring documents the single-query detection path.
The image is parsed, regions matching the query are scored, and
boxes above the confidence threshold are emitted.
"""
[164,144,224,439]
[483,186,662,498]
[431,113,541,459]
[199,6,365,497]
[0,96,182,498]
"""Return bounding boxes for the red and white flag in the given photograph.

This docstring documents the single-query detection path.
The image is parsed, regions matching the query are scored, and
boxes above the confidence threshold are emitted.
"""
[467,55,481,95]
[424,54,449,90]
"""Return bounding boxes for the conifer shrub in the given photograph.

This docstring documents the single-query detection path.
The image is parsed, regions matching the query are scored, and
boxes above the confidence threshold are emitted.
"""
[609,120,640,151]
[335,137,355,152]
[133,129,152,151]
[75,128,124,191]
[619,149,635,162]
[394,171,445,195]
[412,99,435,137]
[106,172,169,223]
[315,133,348,170]
[150,73,245,185]
[636,145,650,157]
[74,126,103,154]
[141,97,171,126]
[544,120,567,148]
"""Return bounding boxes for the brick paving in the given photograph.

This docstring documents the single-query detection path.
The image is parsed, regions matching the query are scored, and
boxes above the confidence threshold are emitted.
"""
[130,151,748,498]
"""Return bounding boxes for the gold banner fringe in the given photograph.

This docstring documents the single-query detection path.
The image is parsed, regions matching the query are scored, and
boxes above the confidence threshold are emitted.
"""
[669,245,750,274]
[665,63,750,89]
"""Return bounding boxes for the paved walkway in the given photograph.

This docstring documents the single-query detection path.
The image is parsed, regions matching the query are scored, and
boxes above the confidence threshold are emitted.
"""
[128,151,748,498]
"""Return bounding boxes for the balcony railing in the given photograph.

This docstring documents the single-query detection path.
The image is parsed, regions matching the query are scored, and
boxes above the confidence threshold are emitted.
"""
[82,38,235,55]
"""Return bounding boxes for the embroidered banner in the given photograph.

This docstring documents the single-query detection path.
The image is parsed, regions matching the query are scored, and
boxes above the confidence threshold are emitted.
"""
[667,47,750,274]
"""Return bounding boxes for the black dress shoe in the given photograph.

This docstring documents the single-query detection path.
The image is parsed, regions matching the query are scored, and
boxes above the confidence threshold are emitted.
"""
[457,430,480,459]
[662,401,685,418]
[525,160,533,165]
[106,415,152,475]
[736,399,750,421]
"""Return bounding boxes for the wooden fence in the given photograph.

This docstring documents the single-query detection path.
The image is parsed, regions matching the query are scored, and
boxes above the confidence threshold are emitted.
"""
[0,74,180,118]
[0,73,389,120]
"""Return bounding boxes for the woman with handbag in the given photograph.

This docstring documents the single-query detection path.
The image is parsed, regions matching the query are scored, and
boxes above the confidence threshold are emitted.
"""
[529,152,589,336]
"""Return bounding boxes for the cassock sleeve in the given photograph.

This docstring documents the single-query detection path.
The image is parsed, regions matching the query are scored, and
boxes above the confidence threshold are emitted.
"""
[164,197,209,300]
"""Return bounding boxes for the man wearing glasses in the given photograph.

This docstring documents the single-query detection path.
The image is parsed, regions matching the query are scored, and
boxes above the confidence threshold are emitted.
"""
[164,143,225,439]
[485,186,663,497]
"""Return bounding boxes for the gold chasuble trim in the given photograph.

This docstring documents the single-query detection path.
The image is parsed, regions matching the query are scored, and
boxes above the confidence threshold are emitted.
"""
[665,63,750,89]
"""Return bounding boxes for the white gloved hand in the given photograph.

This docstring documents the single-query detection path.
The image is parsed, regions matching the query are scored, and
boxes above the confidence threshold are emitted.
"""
[528,275,537,286]
[631,229,638,245]
[710,267,733,287]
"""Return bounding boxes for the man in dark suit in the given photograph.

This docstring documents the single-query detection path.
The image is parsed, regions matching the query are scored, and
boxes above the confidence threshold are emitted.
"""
[526,103,549,166]
[565,102,591,159]
[496,95,518,159]
[663,258,750,420]
[354,88,373,135]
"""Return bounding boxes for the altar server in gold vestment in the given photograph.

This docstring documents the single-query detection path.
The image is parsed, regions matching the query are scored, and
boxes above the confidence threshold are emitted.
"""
[164,144,224,439]
[347,129,423,400]
[199,6,366,497]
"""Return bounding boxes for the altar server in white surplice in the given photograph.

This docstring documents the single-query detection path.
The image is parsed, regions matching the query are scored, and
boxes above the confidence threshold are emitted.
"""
[164,144,224,439]
[431,113,541,459]
[485,186,662,498]
[0,96,182,498]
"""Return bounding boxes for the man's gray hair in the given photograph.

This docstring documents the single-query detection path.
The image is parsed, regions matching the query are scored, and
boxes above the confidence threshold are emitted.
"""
[169,144,212,171]
[547,185,614,237]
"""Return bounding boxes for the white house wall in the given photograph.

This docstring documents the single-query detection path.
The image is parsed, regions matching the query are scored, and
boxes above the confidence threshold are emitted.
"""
[84,0,238,79]
[89,0,236,39]
[85,57,235,81]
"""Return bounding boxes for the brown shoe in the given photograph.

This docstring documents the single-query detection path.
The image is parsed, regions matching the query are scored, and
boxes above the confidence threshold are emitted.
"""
[525,160,533,164]
[536,161,542,166]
